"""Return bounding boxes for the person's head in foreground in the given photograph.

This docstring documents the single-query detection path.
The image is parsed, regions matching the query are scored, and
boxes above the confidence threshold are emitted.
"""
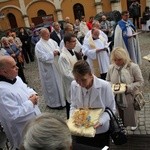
[111,47,131,67]
[21,113,72,150]
[72,60,94,89]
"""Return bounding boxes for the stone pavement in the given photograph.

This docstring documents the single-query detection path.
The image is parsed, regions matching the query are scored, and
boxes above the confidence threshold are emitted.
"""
[25,32,150,136]
[0,32,150,149]
[38,91,150,135]
[24,32,150,149]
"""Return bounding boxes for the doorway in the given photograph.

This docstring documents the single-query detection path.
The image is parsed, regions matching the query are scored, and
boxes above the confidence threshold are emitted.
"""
[73,3,85,20]
[7,13,18,29]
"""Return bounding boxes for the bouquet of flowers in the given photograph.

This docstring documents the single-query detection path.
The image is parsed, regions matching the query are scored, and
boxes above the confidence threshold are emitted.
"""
[73,109,94,128]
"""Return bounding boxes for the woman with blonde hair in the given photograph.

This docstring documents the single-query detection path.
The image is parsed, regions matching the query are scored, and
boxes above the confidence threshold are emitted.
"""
[106,47,144,131]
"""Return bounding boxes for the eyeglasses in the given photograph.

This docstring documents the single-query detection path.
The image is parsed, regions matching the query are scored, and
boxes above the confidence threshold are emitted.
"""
[69,40,76,43]
[123,14,129,16]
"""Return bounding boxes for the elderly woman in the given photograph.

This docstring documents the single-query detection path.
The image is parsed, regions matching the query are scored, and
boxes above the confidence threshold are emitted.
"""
[106,47,144,131]
[21,113,72,150]
[70,60,116,148]
[1,37,27,84]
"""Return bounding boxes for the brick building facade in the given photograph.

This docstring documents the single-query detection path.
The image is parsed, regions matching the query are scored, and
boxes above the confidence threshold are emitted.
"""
[0,0,149,30]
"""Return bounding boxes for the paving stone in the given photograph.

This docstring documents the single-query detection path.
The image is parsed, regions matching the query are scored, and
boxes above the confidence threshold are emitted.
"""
[133,130,141,134]
[140,131,147,134]
[139,118,145,122]
[139,126,146,130]
[23,32,150,137]
[145,128,150,131]
[139,122,145,125]
[128,130,134,135]
[145,124,150,127]
[147,131,150,134]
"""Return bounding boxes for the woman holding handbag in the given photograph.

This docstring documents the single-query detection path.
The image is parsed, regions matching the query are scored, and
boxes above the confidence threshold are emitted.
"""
[106,47,144,131]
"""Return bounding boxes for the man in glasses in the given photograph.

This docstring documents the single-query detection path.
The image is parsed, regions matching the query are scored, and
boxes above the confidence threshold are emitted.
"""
[58,33,78,119]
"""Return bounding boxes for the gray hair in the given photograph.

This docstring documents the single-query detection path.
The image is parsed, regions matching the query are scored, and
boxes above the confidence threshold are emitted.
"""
[1,37,9,48]
[1,37,8,43]
[52,21,59,27]
[39,28,49,35]
[22,113,72,150]
[92,20,100,29]
[64,23,73,32]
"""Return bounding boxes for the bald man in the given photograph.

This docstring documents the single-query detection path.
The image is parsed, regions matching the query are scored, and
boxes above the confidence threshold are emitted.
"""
[82,28,110,80]
[35,28,66,109]
[0,56,41,149]
[84,20,108,42]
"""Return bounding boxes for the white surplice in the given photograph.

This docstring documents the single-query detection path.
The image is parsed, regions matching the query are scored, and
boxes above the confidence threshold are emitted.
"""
[35,38,65,107]
[82,35,110,74]
[0,76,41,149]
[58,47,78,103]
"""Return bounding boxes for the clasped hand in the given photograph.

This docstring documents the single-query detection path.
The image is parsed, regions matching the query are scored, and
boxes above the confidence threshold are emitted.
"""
[29,94,39,105]
[53,50,60,56]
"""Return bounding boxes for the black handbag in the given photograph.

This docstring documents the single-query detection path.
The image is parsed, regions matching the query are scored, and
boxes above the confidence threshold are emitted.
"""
[105,107,127,145]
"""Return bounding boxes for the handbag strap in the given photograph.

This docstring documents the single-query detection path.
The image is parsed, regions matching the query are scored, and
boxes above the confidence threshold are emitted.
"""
[105,107,121,128]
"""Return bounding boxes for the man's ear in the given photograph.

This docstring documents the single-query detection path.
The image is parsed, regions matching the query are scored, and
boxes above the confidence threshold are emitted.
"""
[2,69,7,74]
[69,145,72,150]
[0,69,6,75]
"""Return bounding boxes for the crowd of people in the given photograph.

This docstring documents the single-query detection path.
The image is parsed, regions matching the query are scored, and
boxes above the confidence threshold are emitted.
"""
[0,4,145,149]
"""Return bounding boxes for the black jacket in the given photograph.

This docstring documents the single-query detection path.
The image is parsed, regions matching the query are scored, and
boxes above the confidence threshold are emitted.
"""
[50,30,64,46]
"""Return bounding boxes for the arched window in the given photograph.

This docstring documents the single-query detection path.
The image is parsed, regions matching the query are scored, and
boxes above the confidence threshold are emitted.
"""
[37,10,46,17]
[73,3,85,20]
[7,13,18,29]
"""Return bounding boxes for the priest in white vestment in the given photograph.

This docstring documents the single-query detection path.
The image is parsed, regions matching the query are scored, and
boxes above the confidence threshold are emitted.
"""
[58,33,78,118]
[83,20,108,44]
[0,56,41,149]
[35,28,65,108]
[82,28,110,80]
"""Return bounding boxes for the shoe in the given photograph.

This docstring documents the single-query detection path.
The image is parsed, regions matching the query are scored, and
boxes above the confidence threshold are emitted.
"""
[47,106,65,110]
[131,125,138,131]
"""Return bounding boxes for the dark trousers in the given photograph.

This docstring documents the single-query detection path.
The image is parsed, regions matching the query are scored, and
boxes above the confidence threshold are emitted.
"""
[73,131,110,149]
[133,16,140,29]
[22,45,34,63]
[108,36,114,52]
[17,62,27,84]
